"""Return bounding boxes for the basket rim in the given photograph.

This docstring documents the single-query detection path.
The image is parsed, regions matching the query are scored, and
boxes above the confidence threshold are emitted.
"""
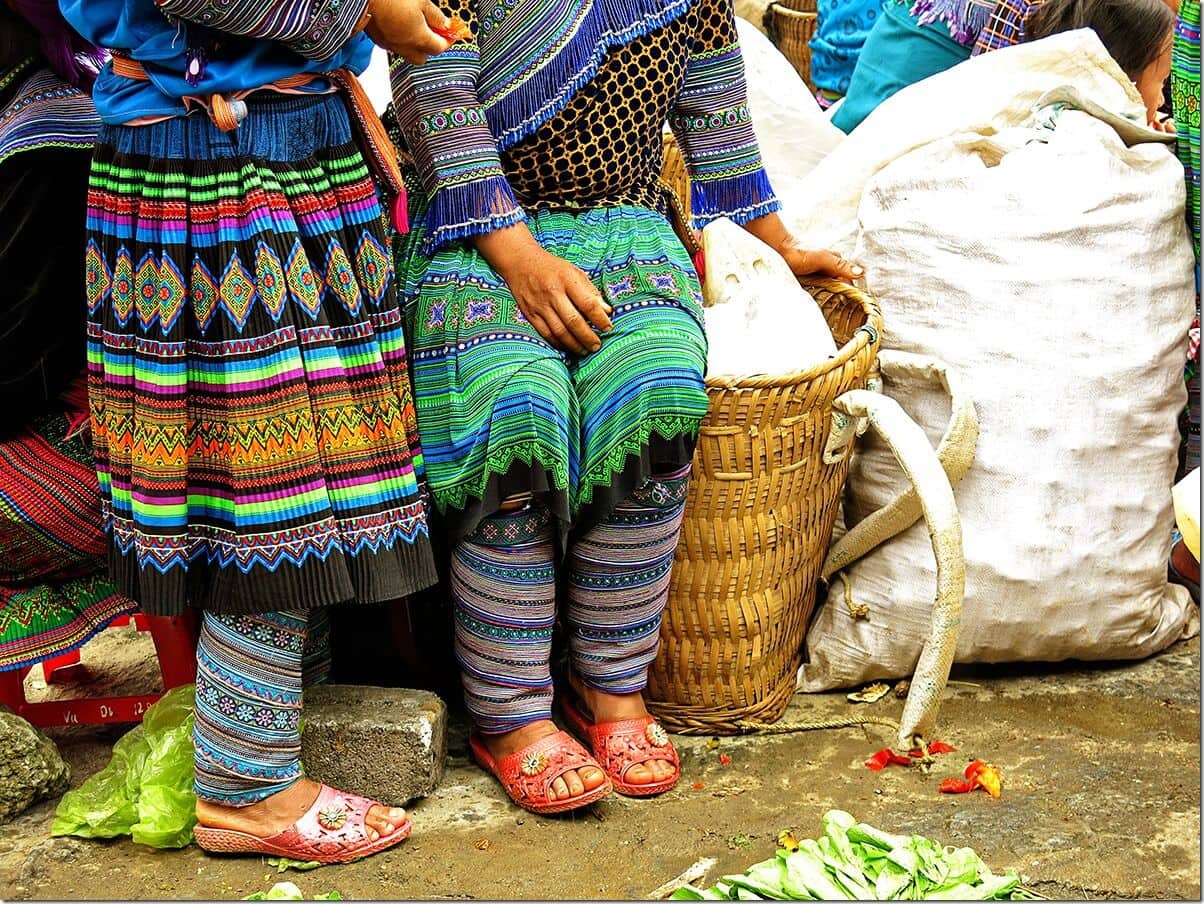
[767,2,819,18]
[704,277,883,391]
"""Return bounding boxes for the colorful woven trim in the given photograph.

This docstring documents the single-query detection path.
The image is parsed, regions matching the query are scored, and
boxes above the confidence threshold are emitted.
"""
[479,0,693,151]
[905,0,994,46]
[0,65,99,166]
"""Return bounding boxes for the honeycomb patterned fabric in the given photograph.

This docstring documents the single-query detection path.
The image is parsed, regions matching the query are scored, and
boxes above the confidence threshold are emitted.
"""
[500,18,692,214]
[389,0,780,251]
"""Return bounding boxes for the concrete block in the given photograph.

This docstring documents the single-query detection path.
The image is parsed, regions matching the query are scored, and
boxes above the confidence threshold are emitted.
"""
[301,685,447,807]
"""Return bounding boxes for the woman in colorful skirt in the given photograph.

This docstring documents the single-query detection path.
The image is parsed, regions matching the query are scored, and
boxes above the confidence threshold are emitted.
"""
[0,3,139,675]
[390,0,860,814]
[60,0,451,864]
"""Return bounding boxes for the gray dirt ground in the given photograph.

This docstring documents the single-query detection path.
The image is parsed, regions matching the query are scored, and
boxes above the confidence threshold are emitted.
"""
[0,626,1199,901]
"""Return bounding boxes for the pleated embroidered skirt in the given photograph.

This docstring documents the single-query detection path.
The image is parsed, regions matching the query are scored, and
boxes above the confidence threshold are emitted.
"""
[84,93,437,615]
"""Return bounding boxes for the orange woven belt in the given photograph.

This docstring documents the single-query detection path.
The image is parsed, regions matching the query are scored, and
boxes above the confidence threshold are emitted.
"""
[109,54,409,232]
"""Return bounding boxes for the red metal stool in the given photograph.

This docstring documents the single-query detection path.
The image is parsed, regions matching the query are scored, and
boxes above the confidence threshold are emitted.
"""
[0,611,198,728]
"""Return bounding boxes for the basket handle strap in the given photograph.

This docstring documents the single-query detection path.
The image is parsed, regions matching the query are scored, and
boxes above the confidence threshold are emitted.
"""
[818,352,976,749]
[821,351,978,577]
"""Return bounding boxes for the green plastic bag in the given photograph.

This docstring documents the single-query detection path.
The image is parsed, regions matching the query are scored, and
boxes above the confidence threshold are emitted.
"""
[52,684,197,848]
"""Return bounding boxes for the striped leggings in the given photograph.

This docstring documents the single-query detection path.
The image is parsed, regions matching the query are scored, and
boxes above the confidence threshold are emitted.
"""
[451,467,691,734]
[193,607,330,805]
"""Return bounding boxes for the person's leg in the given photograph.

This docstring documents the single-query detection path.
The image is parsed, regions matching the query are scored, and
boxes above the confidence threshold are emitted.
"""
[451,500,606,802]
[550,206,707,790]
[565,465,691,787]
[193,610,405,839]
[302,607,332,689]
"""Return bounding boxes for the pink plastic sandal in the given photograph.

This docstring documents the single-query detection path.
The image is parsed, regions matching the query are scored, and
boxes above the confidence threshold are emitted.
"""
[562,697,680,797]
[193,784,411,864]
[469,729,612,815]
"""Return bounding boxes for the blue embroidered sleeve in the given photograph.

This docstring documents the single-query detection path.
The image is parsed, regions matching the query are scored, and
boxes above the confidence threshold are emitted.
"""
[152,0,369,62]
[669,0,780,229]
[389,20,526,252]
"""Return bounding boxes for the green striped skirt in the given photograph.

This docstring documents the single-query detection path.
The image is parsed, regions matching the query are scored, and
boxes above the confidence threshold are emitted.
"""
[394,205,709,539]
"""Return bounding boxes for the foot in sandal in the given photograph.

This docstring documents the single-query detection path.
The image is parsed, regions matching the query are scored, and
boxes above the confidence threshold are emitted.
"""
[472,719,610,813]
[563,674,679,795]
[194,777,410,863]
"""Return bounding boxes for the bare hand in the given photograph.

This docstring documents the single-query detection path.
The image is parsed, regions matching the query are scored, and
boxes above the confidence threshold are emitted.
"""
[1151,113,1177,135]
[365,0,450,64]
[742,211,864,282]
[475,225,612,356]
[776,239,864,282]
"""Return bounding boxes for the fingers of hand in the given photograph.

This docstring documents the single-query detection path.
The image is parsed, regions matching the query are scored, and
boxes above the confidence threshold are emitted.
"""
[551,293,601,353]
[421,0,450,29]
[369,0,450,61]
[565,272,612,332]
[520,300,590,355]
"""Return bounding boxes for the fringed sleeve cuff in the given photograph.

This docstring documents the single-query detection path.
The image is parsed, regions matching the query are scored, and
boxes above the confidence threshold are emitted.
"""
[422,174,528,253]
[689,167,781,229]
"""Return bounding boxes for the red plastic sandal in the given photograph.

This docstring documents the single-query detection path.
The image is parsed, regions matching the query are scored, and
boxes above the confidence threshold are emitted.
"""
[192,784,411,864]
[468,729,613,815]
[562,697,680,797]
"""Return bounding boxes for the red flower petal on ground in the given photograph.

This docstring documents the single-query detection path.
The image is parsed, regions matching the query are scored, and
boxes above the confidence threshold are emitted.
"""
[865,748,912,770]
[940,778,975,794]
[719,754,731,766]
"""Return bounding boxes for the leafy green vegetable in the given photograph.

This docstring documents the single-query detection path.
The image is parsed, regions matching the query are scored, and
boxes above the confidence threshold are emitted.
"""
[673,811,1030,901]
[268,857,324,873]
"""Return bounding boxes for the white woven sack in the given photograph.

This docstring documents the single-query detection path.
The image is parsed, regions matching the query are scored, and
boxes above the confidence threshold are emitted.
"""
[782,29,1150,256]
[800,110,1199,690]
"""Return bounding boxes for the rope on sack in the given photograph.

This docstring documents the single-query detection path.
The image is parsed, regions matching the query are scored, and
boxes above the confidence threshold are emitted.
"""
[821,351,978,582]
[737,715,899,734]
[827,386,967,752]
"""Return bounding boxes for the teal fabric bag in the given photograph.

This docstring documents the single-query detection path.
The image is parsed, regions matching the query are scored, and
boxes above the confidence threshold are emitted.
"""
[831,0,971,133]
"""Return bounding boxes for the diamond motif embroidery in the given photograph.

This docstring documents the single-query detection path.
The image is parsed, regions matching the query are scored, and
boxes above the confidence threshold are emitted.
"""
[355,231,392,305]
[255,242,287,321]
[285,239,322,318]
[111,248,135,327]
[220,251,257,329]
[135,251,160,331]
[158,253,186,333]
[325,239,361,315]
[426,301,447,330]
[465,298,496,324]
[191,257,218,332]
[85,240,112,315]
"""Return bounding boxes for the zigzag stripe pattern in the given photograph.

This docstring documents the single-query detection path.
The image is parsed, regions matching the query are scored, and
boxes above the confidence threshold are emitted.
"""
[86,93,436,615]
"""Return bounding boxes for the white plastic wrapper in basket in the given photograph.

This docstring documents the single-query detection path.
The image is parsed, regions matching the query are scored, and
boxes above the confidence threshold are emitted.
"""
[701,218,837,380]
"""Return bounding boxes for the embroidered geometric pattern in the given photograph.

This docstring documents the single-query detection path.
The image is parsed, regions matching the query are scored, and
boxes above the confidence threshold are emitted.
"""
[0,390,136,672]
[389,0,777,249]
[394,204,708,539]
[86,93,435,615]
[0,66,99,167]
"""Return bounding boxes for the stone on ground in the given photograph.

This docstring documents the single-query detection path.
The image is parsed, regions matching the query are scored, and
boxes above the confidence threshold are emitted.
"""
[0,708,70,823]
[300,685,446,807]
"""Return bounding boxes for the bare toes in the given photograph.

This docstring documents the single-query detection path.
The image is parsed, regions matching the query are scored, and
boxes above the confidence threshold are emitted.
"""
[551,776,570,800]
[564,769,585,797]
[580,766,607,791]
[625,763,652,785]
[366,804,405,838]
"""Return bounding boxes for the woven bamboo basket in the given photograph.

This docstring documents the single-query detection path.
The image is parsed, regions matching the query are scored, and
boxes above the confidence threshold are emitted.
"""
[648,139,883,735]
[763,0,819,92]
